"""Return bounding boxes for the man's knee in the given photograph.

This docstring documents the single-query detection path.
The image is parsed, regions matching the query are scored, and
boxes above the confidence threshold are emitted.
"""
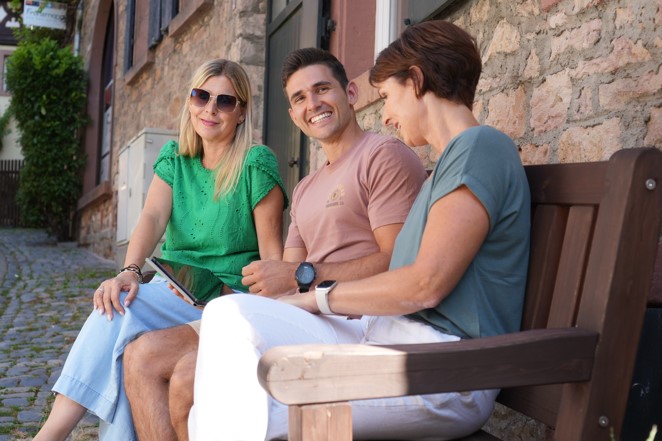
[125,325,196,379]
[170,351,196,397]
[124,332,162,379]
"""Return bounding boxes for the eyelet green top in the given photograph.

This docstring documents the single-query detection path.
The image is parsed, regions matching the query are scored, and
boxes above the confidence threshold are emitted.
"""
[153,141,288,291]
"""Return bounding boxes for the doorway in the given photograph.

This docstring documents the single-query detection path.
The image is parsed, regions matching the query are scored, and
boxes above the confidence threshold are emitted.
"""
[263,0,328,229]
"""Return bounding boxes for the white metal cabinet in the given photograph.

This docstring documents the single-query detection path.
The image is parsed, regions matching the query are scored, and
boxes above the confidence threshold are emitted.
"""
[115,128,177,268]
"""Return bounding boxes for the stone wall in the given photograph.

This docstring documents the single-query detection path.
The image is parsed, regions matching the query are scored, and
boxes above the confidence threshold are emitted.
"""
[353,0,661,169]
[77,0,267,259]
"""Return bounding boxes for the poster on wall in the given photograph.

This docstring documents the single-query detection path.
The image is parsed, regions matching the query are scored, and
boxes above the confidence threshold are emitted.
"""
[22,0,67,30]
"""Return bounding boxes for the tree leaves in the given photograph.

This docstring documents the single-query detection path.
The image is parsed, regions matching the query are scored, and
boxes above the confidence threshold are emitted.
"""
[6,37,87,240]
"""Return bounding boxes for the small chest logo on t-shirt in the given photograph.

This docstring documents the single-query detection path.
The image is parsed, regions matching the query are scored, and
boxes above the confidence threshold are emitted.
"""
[326,184,345,208]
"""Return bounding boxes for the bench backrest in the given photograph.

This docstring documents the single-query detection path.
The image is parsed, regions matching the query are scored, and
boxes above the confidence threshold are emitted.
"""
[499,148,662,439]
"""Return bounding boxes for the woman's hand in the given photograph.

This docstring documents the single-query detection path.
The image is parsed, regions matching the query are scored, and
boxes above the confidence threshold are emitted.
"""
[277,290,319,314]
[165,283,203,309]
[278,289,362,319]
[93,271,140,320]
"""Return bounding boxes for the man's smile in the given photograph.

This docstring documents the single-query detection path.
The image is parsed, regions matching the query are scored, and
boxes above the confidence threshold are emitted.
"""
[310,111,332,124]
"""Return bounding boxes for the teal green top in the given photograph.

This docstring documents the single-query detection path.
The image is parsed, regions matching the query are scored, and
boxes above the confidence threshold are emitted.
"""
[390,126,530,339]
[153,141,288,291]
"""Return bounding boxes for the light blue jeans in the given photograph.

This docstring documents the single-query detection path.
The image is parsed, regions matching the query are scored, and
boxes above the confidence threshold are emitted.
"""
[53,279,203,441]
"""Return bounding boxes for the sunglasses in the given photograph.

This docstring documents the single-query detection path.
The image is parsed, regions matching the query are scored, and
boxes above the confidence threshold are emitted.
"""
[190,88,241,113]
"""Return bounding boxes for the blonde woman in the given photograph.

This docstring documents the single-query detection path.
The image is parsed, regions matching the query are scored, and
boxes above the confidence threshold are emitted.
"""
[34,59,287,441]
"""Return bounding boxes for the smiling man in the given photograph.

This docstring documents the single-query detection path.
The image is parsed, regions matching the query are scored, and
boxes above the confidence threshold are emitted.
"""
[240,48,428,298]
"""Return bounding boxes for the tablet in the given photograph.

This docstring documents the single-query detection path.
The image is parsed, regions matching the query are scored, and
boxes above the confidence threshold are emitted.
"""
[144,257,224,307]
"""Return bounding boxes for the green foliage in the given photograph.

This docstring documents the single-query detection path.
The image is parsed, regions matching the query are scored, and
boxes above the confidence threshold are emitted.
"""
[0,106,13,153]
[5,37,87,240]
[11,26,67,46]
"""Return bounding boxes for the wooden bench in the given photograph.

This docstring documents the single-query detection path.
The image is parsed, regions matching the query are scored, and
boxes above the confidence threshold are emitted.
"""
[258,147,662,441]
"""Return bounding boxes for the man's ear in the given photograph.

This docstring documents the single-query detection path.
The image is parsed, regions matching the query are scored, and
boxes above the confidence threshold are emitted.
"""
[409,66,424,97]
[346,81,359,106]
[288,107,297,125]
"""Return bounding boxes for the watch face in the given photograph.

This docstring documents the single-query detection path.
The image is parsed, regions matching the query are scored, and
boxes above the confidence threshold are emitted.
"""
[295,263,315,284]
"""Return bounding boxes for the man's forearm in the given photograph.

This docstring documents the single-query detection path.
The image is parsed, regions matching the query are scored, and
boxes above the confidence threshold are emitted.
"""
[311,251,391,285]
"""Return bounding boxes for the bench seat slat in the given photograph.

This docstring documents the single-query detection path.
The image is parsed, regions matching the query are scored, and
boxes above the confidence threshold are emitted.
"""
[522,205,567,330]
[548,205,596,328]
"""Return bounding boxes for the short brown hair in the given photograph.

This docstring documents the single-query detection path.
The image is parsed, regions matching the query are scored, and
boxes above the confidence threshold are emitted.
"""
[369,20,481,109]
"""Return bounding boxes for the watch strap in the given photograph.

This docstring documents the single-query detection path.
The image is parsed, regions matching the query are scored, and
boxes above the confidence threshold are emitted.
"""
[315,286,335,315]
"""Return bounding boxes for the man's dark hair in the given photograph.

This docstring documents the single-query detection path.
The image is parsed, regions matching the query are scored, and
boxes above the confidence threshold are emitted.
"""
[281,48,349,94]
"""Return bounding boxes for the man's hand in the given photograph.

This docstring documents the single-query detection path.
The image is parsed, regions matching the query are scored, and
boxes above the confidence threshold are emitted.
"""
[241,260,297,297]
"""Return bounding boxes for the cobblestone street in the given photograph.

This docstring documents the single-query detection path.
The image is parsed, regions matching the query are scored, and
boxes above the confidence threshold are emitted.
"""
[0,228,116,440]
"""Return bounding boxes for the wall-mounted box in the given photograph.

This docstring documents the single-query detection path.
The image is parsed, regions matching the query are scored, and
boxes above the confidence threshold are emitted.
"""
[115,128,178,269]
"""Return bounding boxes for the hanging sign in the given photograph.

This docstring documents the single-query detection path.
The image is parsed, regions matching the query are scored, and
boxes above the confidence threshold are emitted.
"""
[23,0,67,30]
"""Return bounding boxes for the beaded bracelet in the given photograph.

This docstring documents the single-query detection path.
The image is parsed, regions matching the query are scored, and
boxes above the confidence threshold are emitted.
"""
[119,263,144,284]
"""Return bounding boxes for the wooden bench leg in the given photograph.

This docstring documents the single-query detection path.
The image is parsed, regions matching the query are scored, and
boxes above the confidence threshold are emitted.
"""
[288,402,352,441]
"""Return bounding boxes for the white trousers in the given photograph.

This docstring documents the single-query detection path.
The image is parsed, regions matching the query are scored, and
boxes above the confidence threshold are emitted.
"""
[190,294,497,441]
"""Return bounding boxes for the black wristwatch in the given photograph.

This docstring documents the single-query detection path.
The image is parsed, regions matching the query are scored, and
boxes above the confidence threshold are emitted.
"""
[295,262,316,292]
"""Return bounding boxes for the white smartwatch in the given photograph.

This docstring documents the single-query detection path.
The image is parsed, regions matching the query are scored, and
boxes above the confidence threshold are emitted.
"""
[315,280,337,315]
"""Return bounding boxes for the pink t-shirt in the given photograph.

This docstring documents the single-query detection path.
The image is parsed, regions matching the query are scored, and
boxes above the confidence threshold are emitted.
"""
[285,132,427,263]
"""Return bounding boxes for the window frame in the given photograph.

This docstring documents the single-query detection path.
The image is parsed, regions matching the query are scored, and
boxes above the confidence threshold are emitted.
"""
[374,0,457,57]
[0,50,13,96]
[124,0,211,83]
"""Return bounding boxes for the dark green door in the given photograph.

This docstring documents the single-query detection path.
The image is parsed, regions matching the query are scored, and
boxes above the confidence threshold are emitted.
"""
[264,0,325,230]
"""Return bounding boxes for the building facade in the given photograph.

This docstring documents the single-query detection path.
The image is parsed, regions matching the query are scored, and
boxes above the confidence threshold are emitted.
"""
[75,0,662,260]
[71,0,660,437]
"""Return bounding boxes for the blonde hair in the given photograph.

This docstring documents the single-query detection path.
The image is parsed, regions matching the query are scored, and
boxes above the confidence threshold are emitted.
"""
[178,59,254,199]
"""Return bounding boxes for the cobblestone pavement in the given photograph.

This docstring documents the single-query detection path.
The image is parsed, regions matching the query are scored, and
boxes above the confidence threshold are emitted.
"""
[0,228,116,440]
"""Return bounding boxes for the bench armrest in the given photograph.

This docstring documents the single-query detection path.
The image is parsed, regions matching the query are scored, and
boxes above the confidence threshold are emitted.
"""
[258,327,597,405]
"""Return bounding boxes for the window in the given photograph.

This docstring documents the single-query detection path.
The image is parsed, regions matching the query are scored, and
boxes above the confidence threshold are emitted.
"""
[123,0,153,77]
[405,0,456,24]
[374,0,456,57]
[149,0,178,48]
[124,0,209,80]
[98,10,114,184]
[0,0,20,46]
[1,53,9,95]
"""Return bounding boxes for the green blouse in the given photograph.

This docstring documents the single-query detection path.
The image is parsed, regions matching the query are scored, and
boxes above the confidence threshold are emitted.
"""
[153,141,288,291]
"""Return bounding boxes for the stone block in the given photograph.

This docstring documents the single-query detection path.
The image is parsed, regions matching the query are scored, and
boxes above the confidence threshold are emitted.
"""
[599,70,662,111]
[519,143,550,165]
[530,70,572,135]
[483,20,521,62]
[17,410,42,423]
[572,37,651,78]
[2,397,29,407]
[558,118,622,162]
[486,86,527,139]
[644,106,662,146]
[550,19,601,59]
